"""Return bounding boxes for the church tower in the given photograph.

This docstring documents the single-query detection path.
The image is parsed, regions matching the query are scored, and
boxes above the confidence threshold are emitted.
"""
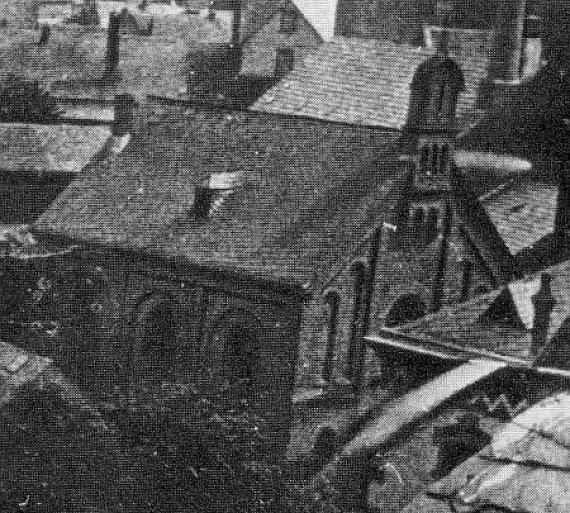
[399,30,464,251]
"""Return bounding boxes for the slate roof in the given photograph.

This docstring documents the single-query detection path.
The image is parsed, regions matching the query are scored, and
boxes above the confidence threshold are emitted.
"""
[252,36,491,129]
[0,123,111,174]
[480,179,560,256]
[404,391,570,513]
[0,16,227,100]
[370,258,570,366]
[33,106,403,291]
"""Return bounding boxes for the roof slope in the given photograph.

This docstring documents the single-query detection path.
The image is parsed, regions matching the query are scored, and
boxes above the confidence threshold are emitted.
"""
[0,123,111,174]
[34,107,402,290]
[252,36,491,128]
[376,258,570,365]
[480,179,559,256]
[404,392,570,513]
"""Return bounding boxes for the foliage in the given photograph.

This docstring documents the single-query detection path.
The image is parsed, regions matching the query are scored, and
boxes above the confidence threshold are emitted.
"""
[103,382,342,513]
[0,76,61,123]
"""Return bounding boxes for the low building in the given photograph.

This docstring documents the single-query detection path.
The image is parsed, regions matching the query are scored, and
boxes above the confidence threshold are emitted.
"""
[403,390,570,513]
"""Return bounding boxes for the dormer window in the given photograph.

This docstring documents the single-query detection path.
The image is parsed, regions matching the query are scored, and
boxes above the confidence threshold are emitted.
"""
[279,7,297,33]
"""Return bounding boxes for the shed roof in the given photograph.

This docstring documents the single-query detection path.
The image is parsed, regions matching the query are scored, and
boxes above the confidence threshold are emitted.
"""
[403,391,570,513]
[33,106,403,291]
[370,258,570,367]
[0,123,111,174]
[252,35,491,128]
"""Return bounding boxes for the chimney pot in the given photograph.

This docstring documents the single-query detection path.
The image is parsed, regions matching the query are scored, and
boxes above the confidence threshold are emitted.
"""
[113,94,135,136]
[530,273,555,357]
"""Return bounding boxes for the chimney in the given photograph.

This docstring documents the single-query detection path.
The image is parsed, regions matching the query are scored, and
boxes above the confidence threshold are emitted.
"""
[193,170,241,219]
[530,273,555,357]
[104,12,121,77]
[112,94,135,136]
[490,0,527,85]
[38,24,50,45]
[520,13,543,79]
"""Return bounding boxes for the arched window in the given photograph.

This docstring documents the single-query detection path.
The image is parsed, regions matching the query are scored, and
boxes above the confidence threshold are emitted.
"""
[322,290,340,382]
[347,262,367,381]
[419,146,430,174]
[439,144,450,174]
[430,144,440,175]
[225,325,258,386]
[210,309,261,403]
[385,294,427,327]
[425,208,439,244]
[132,295,178,384]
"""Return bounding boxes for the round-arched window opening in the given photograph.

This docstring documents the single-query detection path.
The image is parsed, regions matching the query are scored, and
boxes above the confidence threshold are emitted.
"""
[425,208,439,244]
[225,325,258,385]
[133,296,178,384]
[385,294,427,327]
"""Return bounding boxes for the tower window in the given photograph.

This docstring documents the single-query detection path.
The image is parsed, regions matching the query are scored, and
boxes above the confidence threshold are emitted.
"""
[279,8,297,33]
[431,144,440,174]
[439,144,450,174]
[419,146,430,175]
[347,262,367,382]
[425,208,439,244]
[275,48,294,78]
[322,290,340,382]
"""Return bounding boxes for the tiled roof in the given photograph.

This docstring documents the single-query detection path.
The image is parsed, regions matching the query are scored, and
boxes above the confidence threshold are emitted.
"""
[378,259,570,366]
[252,36,491,128]
[34,106,403,290]
[481,179,559,256]
[404,392,570,513]
[0,16,227,100]
[0,123,111,174]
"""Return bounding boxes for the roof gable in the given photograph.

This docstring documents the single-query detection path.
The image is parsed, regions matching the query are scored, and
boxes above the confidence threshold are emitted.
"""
[290,0,338,41]
[252,36,491,128]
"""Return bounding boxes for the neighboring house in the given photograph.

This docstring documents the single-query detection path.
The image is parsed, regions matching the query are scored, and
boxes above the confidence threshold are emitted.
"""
[306,259,570,512]
[37,0,79,26]
[0,122,113,223]
[403,391,570,513]
[0,0,39,28]
[0,12,227,116]
[239,0,339,79]
[333,0,499,42]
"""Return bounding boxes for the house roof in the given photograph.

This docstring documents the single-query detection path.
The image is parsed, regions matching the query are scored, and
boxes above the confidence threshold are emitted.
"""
[404,391,570,513]
[0,123,111,174]
[369,258,570,367]
[33,106,403,291]
[252,36,491,128]
[290,0,339,41]
[0,16,227,101]
[480,178,560,257]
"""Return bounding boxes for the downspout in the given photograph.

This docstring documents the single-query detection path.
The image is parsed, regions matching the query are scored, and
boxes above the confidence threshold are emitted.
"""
[354,227,382,392]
